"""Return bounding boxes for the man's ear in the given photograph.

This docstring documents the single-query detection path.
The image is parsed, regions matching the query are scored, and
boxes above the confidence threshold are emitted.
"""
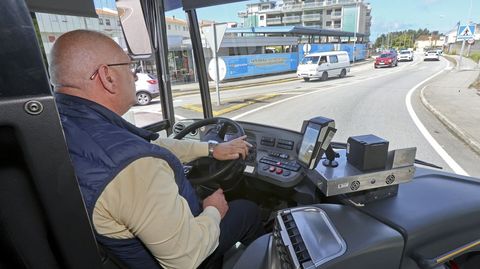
[97,65,116,94]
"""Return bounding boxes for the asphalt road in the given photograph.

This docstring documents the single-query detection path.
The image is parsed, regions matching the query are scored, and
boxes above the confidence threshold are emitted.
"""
[131,54,480,177]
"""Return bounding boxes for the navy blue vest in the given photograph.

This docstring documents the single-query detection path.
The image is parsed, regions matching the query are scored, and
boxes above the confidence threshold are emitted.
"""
[55,93,202,269]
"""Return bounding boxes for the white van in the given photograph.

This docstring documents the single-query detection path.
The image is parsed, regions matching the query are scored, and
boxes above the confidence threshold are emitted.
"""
[297,51,350,82]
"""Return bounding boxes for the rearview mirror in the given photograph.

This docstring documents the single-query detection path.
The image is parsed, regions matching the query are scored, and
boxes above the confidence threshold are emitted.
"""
[116,0,152,56]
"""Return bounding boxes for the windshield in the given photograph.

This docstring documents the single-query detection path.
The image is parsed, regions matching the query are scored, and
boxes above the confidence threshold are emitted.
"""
[301,56,320,64]
[33,0,480,177]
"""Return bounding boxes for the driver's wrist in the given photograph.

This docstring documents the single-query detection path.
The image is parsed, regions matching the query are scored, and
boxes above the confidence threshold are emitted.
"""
[208,140,218,158]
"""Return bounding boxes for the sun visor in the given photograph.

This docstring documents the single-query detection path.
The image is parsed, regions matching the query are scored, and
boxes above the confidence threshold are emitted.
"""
[165,0,182,11]
[25,0,97,17]
[181,0,247,11]
[117,0,152,56]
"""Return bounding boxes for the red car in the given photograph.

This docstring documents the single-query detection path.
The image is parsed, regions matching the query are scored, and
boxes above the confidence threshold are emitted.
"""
[374,53,398,68]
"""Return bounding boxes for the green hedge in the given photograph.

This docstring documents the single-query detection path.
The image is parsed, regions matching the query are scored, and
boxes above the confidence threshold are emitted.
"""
[469,52,480,63]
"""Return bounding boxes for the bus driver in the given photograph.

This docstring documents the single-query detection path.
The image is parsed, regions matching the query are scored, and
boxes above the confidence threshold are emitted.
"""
[49,30,264,269]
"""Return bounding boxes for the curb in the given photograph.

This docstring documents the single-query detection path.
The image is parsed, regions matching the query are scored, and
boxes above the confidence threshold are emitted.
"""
[172,59,375,97]
[172,77,298,97]
[420,85,480,155]
[181,93,279,116]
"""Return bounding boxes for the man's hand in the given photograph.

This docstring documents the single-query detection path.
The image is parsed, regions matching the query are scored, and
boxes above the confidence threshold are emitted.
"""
[203,189,228,219]
[212,135,252,160]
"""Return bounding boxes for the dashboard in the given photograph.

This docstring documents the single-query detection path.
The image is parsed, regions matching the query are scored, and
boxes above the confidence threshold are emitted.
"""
[171,119,307,188]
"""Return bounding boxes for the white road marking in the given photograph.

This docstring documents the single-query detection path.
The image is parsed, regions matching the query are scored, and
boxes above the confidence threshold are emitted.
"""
[405,61,469,176]
[233,63,412,120]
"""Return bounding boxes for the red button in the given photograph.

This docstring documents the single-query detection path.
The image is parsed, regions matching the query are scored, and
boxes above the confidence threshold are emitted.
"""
[269,166,276,172]
[276,168,283,174]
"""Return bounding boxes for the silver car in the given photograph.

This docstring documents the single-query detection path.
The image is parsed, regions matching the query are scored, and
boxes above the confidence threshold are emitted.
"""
[135,73,160,105]
[397,50,413,61]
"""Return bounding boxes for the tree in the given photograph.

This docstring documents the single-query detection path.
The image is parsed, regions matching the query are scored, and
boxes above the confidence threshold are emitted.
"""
[374,28,437,49]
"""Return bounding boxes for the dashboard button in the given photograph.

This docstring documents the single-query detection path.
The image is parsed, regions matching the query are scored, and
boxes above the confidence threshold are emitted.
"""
[283,170,291,176]
[269,166,276,172]
[262,165,269,171]
[276,168,283,174]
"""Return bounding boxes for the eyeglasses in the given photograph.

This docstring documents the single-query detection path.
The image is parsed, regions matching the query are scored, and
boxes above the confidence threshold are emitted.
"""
[89,62,137,80]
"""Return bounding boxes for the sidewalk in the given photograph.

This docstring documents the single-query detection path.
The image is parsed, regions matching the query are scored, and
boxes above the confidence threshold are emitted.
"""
[420,55,480,155]
[171,58,374,96]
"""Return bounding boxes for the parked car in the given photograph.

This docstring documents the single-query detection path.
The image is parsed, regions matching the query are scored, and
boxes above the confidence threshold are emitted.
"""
[135,73,159,105]
[297,51,351,81]
[374,53,398,68]
[397,50,414,61]
[424,51,440,61]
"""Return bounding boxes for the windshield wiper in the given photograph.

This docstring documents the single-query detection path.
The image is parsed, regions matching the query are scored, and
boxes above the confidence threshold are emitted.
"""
[330,142,443,169]
[414,159,443,169]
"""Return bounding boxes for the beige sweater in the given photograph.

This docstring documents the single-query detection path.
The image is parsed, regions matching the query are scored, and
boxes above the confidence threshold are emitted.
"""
[92,138,220,269]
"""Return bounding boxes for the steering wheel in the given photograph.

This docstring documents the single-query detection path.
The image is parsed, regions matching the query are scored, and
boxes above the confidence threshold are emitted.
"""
[173,117,245,186]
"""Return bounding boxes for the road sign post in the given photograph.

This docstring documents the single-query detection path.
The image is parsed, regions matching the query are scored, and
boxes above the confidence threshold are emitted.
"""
[457,25,475,70]
[204,23,227,106]
[458,39,466,69]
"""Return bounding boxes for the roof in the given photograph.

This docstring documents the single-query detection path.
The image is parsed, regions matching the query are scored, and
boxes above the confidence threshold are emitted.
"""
[227,26,367,37]
[166,16,188,25]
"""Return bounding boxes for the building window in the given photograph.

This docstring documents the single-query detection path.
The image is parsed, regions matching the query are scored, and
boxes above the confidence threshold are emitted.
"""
[327,9,332,15]
[260,15,265,20]
[106,19,111,26]
[168,24,171,30]
[117,20,121,26]
[326,21,332,26]
[99,18,104,25]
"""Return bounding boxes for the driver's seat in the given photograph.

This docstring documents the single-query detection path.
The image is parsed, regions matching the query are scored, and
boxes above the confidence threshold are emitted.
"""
[0,0,127,268]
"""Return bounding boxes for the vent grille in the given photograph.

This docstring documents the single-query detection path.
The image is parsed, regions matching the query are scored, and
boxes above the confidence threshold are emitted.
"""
[274,212,312,268]
[173,123,185,134]
[173,122,198,136]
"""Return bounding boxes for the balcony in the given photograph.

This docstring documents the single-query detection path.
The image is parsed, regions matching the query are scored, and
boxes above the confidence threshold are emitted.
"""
[304,2,325,9]
[266,17,282,24]
[282,15,301,23]
[282,3,303,11]
[302,14,322,22]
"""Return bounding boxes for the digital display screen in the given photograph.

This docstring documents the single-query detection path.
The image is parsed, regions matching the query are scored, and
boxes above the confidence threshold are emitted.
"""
[298,125,320,167]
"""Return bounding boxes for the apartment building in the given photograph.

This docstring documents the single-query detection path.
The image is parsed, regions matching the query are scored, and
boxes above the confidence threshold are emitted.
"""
[238,0,371,40]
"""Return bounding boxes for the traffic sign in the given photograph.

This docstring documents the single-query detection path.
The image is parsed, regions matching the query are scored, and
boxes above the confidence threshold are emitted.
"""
[467,38,475,45]
[457,25,475,40]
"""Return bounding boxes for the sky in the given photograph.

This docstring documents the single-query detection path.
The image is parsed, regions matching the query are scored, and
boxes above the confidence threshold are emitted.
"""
[98,0,480,42]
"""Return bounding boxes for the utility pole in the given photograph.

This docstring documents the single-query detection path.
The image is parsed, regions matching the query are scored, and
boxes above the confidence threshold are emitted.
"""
[352,2,360,63]
[213,23,221,105]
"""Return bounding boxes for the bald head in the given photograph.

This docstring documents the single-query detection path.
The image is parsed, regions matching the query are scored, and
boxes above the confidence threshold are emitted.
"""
[49,30,125,90]
[50,30,137,115]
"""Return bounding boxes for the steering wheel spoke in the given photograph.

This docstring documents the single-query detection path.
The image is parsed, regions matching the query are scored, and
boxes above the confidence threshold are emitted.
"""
[173,117,246,185]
